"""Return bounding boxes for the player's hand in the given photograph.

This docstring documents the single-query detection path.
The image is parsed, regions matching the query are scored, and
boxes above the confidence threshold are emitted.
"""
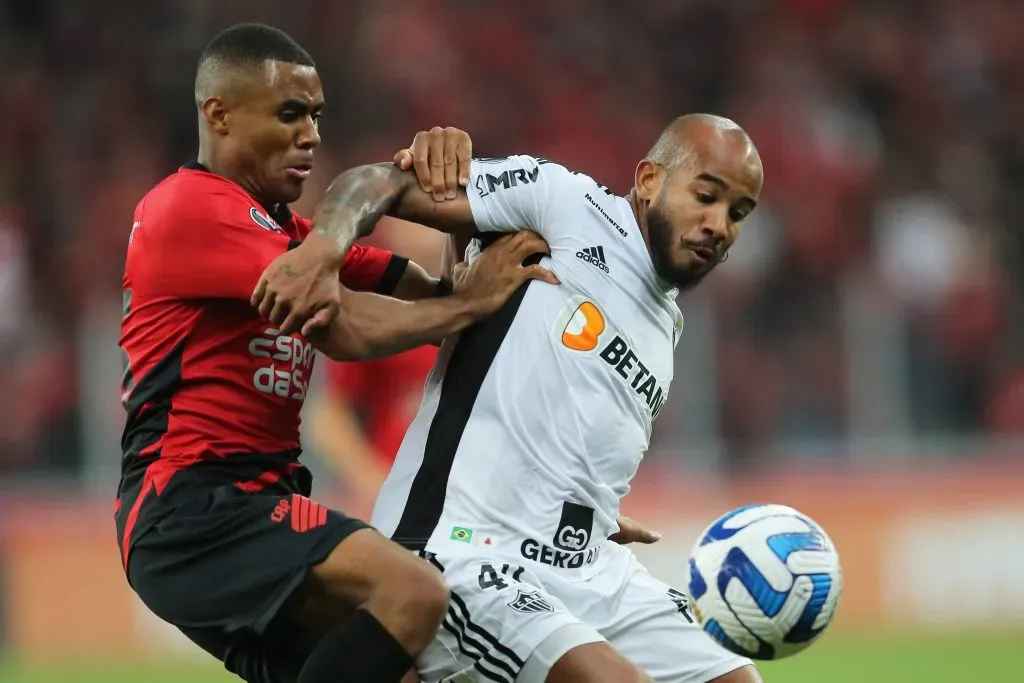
[609,515,662,545]
[251,234,343,337]
[393,126,472,201]
[452,231,559,317]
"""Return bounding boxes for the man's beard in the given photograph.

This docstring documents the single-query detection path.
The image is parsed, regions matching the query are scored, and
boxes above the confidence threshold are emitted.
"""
[647,206,714,292]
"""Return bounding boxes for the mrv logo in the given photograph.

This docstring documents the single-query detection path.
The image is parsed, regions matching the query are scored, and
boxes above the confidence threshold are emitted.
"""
[476,165,541,197]
[521,502,599,569]
[599,336,667,418]
[248,328,314,401]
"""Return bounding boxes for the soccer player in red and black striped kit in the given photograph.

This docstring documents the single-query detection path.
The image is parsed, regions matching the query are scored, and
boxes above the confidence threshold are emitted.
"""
[116,24,557,683]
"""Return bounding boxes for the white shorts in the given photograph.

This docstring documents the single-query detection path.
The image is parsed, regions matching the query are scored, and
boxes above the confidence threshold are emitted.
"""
[416,543,752,682]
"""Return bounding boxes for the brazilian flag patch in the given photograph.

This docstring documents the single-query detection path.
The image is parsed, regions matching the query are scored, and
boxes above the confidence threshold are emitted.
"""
[450,527,474,543]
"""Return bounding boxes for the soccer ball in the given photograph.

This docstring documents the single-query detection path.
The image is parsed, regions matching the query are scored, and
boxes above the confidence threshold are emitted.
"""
[687,504,842,660]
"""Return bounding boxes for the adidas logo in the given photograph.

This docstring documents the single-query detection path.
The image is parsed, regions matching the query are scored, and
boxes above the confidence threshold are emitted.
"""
[575,246,609,273]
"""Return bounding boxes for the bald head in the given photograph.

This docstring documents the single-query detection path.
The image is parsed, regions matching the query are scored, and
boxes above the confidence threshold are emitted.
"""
[194,23,315,106]
[647,114,760,177]
[634,114,763,291]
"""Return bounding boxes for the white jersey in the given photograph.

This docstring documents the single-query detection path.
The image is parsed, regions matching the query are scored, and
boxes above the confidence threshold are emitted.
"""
[372,155,683,579]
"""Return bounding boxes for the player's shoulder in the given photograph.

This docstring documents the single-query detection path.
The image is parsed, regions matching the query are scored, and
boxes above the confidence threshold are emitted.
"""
[533,156,620,206]
[137,166,275,231]
[473,154,613,198]
[142,165,246,204]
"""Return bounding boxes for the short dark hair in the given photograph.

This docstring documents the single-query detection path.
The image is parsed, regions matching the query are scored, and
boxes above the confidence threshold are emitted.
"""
[195,23,315,101]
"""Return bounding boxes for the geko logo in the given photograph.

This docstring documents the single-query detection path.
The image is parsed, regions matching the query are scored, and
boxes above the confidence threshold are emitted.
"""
[248,328,314,401]
[553,501,595,551]
[556,525,590,551]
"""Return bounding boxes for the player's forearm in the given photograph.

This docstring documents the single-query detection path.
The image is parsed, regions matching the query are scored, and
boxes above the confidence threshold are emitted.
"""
[310,164,476,263]
[390,260,452,301]
[311,289,478,361]
[307,163,413,263]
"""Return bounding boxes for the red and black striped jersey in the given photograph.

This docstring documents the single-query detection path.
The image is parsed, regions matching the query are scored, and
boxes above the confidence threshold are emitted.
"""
[119,163,407,479]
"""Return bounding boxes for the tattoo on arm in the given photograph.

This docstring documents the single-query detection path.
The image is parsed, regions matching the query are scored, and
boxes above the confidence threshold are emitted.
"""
[311,163,411,255]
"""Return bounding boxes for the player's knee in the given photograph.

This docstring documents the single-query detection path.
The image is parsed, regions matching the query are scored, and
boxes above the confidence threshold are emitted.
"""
[368,558,449,647]
[395,560,449,627]
[709,664,762,683]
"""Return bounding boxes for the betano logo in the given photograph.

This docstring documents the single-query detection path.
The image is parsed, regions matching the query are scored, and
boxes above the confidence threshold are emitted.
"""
[561,301,605,352]
[554,296,668,418]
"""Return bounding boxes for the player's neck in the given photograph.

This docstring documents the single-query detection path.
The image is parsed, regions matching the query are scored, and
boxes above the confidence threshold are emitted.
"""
[629,189,677,296]
[628,189,653,258]
[196,147,276,211]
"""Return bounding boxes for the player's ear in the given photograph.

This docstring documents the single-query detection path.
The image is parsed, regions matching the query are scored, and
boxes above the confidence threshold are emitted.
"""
[634,160,661,202]
[201,97,230,135]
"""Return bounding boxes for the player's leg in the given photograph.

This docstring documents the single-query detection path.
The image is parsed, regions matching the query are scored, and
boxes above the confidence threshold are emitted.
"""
[177,620,319,683]
[540,641,653,683]
[411,552,654,683]
[707,666,762,683]
[597,552,757,683]
[125,486,443,683]
[285,527,449,683]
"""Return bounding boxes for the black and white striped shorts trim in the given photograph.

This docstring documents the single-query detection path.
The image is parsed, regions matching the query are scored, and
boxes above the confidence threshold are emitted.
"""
[422,552,526,683]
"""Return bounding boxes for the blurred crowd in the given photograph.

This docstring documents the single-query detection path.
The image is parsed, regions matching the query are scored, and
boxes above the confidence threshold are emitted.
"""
[1,0,1022,475]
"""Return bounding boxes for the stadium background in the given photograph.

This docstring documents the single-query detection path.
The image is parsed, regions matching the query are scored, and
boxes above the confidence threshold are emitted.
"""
[1,0,1022,681]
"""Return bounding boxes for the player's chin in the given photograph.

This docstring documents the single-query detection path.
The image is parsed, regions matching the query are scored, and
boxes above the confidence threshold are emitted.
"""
[275,178,306,204]
[666,258,713,290]
[669,250,705,276]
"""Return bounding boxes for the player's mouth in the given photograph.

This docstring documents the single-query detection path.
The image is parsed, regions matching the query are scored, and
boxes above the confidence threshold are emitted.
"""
[685,244,716,264]
[285,163,313,180]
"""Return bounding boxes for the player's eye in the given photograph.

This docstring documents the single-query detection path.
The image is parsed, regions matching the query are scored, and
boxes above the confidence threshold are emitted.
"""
[696,192,716,205]
[279,111,301,123]
[729,208,746,223]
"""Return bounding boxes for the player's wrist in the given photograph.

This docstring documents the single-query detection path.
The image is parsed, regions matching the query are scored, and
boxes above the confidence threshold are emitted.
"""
[304,230,348,269]
[451,288,489,319]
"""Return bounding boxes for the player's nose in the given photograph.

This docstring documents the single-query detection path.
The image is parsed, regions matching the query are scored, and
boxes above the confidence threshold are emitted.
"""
[296,117,321,150]
[701,205,729,240]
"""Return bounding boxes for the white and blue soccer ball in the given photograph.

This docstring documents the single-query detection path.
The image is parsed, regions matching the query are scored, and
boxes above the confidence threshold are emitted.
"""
[687,504,842,660]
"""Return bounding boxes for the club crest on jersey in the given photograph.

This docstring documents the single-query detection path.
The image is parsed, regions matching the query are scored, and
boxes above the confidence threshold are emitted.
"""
[250,206,285,234]
[507,589,554,614]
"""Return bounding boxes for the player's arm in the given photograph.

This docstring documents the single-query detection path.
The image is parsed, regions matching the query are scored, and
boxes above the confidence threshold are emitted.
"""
[382,253,464,348]
[308,231,557,361]
[252,126,474,335]
[388,260,452,301]
[366,230,471,302]
[310,152,556,249]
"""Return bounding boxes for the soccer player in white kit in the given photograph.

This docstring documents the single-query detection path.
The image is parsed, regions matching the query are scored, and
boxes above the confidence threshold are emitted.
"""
[313,115,764,683]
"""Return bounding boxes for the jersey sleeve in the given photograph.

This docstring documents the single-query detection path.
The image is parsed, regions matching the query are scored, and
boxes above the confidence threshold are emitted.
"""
[290,213,408,295]
[340,244,408,296]
[128,185,293,300]
[466,155,573,237]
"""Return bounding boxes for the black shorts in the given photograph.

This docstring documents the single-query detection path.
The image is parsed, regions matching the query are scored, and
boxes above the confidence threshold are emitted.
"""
[116,457,369,682]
